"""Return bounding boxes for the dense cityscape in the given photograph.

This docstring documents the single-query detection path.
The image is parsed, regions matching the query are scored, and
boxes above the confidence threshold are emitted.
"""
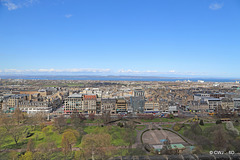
[1,78,240,159]
[1,0,240,159]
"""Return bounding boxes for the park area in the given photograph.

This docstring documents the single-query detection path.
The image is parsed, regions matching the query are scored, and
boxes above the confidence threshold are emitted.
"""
[0,111,142,160]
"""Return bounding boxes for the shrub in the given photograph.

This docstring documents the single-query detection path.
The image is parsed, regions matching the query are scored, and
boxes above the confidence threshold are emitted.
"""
[226,121,239,136]
[88,113,95,121]
[216,120,222,124]
[168,114,174,119]
[234,120,239,126]
[173,124,182,131]
[199,120,204,126]
[117,122,124,128]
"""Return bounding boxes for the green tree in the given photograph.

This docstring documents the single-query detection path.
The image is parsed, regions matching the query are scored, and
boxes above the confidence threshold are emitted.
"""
[42,126,50,136]
[61,129,80,156]
[199,120,204,126]
[1,115,25,145]
[19,151,33,160]
[216,120,222,124]
[74,150,86,160]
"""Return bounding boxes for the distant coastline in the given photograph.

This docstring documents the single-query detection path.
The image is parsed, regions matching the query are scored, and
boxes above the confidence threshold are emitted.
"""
[0,75,238,82]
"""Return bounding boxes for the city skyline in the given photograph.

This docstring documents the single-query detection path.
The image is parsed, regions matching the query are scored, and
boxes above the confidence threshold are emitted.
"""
[1,0,240,78]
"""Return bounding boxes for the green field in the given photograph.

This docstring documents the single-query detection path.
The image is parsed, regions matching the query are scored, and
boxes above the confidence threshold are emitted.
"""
[140,117,185,123]
[161,124,173,128]
[136,125,146,130]
[0,125,63,149]
[84,126,136,146]
[43,83,84,88]
[0,125,135,150]
[177,123,225,136]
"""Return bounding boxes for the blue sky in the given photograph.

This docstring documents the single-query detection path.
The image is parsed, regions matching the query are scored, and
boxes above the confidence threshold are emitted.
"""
[0,0,240,78]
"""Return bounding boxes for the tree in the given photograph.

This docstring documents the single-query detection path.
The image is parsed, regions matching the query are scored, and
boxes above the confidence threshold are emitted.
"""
[1,115,25,145]
[226,121,239,136]
[19,151,33,160]
[199,120,204,126]
[61,129,80,155]
[173,123,183,131]
[161,137,172,155]
[27,138,34,152]
[102,111,111,124]
[0,127,6,148]
[8,151,19,160]
[25,112,45,131]
[81,133,113,160]
[123,120,136,156]
[13,107,25,125]
[89,113,95,121]
[37,141,57,156]
[168,114,174,119]
[74,150,86,160]
[70,109,85,133]
[53,115,66,133]
[9,126,25,145]
[33,152,47,160]
[190,123,202,135]
[62,136,71,156]
[216,120,222,124]
[213,126,227,150]
[231,139,240,152]
[42,127,50,136]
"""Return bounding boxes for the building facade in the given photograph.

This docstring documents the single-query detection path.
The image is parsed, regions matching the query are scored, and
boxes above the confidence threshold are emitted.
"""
[64,93,83,114]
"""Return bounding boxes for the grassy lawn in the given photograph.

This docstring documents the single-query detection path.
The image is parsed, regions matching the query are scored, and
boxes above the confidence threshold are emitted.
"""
[84,119,103,123]
[66,118,71,124]
[66,83,84,87]
[84,126,136,146]
[177,123,225,136]
[199,123,215,130]
[235,126,240,131]
[177,124,189,135]
[140,117,185,123]
[161,124,172,128]
[0,125,63,149]
[1,125,136,150]
[136,125,146,130]
[43,85,59,87]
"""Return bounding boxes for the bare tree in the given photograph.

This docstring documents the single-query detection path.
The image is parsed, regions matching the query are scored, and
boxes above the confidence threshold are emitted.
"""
[53,115,66,134]
[213,126,227,150]
[81,133,114,160]
[102,111,111,124]
[13,107,25,125]
[70,109,85,133]
[25,112,46,131]
[123,120,136,156]
[1,114,25,145]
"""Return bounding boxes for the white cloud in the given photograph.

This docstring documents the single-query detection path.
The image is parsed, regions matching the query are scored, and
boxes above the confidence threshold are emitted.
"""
[0,68,209,76]
[117,69,208,76]
[1,0,38,10]
[118,69,158,74]
[209,3,223,10]
[65,14,72,18]
[0,68,111,73]
[2,0,19,10]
